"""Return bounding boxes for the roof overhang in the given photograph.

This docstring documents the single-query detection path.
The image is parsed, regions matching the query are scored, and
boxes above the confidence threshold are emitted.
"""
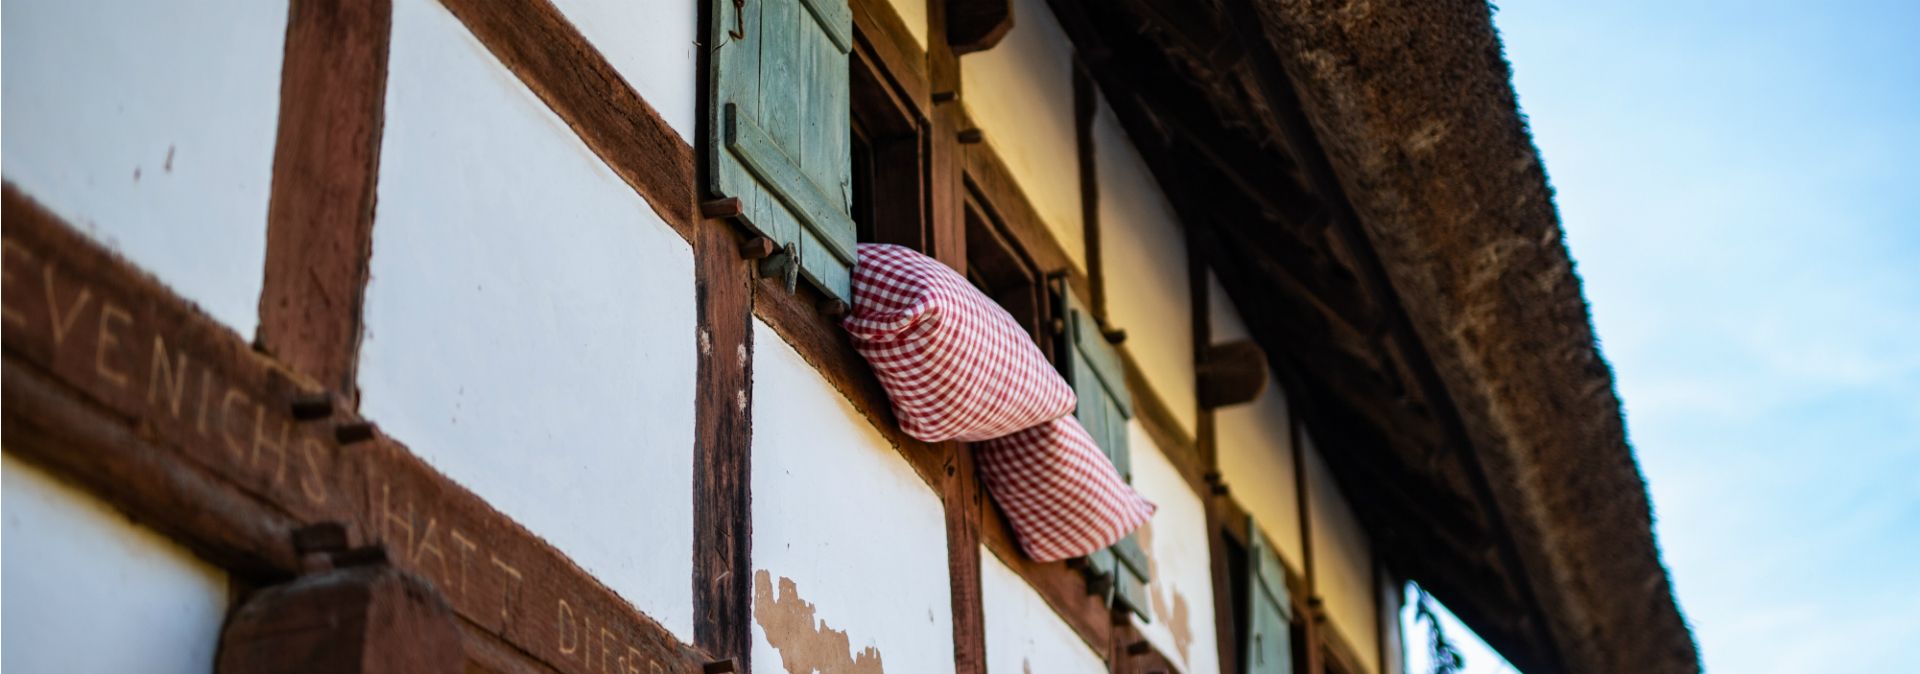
[1039,0,1700,671]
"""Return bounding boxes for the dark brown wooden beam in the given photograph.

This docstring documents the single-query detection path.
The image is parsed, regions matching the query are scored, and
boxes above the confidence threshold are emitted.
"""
[852,0,931,118]
[928,0,987,667]
[257,0,392,400]
[219,559,466,674]
[947,0,1012,55]
[1197,340,1268,409]
[1075,62,1106,321]
[692,215,755,667]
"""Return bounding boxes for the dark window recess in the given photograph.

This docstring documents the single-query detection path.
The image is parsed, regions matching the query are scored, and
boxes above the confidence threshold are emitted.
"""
[850,120,879,244]
[848,39,928,251]
[965,200,1045,343]
[708,0,856,300]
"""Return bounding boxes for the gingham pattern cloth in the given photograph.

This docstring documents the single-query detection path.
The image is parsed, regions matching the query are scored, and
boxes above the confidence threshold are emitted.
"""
[842,244,1078,442]
[976,415,1158,562]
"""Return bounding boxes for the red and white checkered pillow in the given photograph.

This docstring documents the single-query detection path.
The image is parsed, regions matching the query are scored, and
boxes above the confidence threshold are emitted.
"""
[842,244,1077,442]
[976,415,1158,562]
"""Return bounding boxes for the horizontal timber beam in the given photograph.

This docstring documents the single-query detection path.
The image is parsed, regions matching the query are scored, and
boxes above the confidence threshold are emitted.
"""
[0,185,712,674]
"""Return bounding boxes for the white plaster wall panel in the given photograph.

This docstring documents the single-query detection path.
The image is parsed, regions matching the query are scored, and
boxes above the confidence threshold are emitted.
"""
[750,319,955,674]
[1,0,287,335]
[360,0,696,641]
[1306,439,1381,674]
[982,547,1109,674]
[1095,96,1197,434]
[1129,422,1222,674]
[548,0,697,139]
[958,0,1084,269]
[1208,275,1306,570]
[2,454,230,674]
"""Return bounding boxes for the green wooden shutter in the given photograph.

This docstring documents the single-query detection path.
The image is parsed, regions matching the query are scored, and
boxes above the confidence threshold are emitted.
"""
[1112,533,1152,621]
[709,0,857,301]
[1244,518,1294,674]
[1052,280,1150,620]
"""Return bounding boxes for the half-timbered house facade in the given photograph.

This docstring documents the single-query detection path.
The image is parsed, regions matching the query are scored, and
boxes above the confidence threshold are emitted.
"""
[1,0,1698,673]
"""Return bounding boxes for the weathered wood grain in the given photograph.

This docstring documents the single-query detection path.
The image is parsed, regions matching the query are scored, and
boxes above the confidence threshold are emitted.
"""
[693,215,756,668]
[258,0,392,400]
[218,562,466,674]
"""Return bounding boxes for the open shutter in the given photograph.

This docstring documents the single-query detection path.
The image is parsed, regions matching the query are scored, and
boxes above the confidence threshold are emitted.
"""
[1052,279,1150,620]
[1244,518,1294,674]
[709,0,857,301]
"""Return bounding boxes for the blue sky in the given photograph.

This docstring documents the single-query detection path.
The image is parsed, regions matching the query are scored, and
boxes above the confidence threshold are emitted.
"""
[1408,1,1920,672]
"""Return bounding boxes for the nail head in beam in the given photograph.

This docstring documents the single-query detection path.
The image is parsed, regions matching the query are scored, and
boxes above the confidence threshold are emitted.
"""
[704,659,738,674]
[957,128,984,144]
[335,421,377,445]
[740,236,778,260]
[701,197,743,219]
[932,90,957,103]
[290,392,335,420]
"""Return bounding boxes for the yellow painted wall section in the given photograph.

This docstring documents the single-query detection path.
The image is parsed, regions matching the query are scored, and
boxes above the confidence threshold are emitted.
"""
[882,0,928,49]
[1306,436,1381,674]
[1129,422,1222,674]
[1207,274,1307,572]
[958,0,1084,269]
[1095,95,1197,434]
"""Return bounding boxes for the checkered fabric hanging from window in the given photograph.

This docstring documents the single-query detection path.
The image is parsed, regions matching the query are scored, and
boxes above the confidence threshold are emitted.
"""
[842,243,1077,442]
[843,244,1155,561]
[976,415,1157,561]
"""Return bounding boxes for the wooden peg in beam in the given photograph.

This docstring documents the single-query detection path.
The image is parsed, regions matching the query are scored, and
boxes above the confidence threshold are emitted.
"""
[1197,339,1269,408]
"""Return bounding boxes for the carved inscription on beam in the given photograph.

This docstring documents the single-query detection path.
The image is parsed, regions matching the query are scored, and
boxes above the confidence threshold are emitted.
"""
[0,185,707,674]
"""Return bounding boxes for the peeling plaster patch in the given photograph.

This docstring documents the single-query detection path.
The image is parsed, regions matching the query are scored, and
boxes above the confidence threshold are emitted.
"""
[1151,583,1196,664]
[1138,521,1196,665]
[753,570,886,674]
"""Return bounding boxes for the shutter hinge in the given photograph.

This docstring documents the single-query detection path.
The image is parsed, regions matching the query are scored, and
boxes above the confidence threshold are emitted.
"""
[758,241,800,293]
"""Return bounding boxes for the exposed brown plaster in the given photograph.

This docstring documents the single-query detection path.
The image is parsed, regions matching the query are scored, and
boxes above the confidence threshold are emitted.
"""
[753,571,886,674]
[1136,521,1195,666]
